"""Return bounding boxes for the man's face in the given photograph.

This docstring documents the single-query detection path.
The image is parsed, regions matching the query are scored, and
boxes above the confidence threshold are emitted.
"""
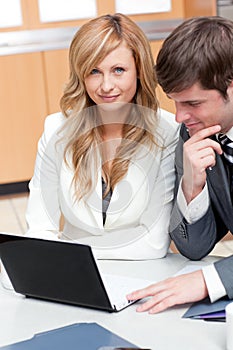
[168,82,233,136]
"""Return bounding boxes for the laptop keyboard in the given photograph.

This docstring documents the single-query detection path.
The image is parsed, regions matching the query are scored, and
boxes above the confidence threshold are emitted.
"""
[102,274,152,310]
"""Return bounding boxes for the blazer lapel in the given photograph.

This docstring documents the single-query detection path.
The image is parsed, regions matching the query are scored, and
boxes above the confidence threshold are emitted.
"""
[207,153,233,221]
[60,157,104,231]
[105,145,158,228]
[83,169,104,230]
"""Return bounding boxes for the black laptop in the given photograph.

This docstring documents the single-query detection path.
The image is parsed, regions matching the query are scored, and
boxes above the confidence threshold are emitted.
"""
[0,233,150,312]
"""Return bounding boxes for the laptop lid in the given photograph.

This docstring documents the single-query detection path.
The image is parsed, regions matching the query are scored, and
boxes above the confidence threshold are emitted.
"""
[0,233,115,312]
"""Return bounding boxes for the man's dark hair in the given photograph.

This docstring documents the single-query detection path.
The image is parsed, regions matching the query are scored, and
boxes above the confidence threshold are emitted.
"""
[156,16,233,99]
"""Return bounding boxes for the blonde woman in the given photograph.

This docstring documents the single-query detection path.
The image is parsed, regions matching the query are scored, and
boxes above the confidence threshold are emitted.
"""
[26,13,179,259]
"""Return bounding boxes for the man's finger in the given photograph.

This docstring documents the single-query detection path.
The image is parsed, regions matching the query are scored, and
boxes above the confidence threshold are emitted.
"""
[127,283,158,300]
[187,124,221,142]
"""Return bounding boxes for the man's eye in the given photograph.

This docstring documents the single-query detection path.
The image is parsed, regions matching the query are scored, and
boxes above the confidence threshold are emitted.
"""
[90,68,100,75]
[186,101,201,107]
[189,103,201,107]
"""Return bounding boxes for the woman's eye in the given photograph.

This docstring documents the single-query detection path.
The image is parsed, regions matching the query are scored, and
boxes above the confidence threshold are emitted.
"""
[90,68,100,75]
[114,67,124,74]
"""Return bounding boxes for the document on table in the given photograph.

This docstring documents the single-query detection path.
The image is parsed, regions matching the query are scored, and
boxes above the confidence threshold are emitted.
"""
[176,263,230,322]
[183,297,230,322]
[0,323,138,350]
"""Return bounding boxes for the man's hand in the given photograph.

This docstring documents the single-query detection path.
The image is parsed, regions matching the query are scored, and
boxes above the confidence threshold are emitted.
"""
[182,125,222,203]
[127,270,208,314]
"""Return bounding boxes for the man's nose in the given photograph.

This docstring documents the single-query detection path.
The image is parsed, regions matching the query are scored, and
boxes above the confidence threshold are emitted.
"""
[175,103,191,124]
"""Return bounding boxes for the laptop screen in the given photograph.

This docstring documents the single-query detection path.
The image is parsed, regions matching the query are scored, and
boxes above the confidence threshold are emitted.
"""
[0,233,113,311]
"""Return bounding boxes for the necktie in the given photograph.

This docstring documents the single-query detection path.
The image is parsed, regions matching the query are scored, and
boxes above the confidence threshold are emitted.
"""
[218,133,233,165]
[218,133,233,202]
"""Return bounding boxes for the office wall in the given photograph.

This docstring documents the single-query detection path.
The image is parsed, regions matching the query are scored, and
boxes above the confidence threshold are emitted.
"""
[0,0,217,184]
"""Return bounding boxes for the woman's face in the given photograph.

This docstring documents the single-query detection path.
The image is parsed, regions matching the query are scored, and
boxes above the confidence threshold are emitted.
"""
[84,41,137,106]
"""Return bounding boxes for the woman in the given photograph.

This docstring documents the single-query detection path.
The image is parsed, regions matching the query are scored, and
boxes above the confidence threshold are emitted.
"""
[26,13,179,259]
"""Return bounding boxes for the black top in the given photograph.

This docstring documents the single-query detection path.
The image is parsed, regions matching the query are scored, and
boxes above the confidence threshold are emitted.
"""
[102,177,112,226]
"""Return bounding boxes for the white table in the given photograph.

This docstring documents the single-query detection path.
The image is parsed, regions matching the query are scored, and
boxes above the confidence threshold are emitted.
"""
[0,253,226,350]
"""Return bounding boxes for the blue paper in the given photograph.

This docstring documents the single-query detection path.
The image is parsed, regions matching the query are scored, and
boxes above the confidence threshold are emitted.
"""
[193,310,226,319]
[0,323,138,350]
[183,297,231,320]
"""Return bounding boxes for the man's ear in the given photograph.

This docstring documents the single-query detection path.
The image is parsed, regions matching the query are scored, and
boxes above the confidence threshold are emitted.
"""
[226,80,233,98]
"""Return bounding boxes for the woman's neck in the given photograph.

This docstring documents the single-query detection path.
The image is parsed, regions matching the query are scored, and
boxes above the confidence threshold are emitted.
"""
[101,123,123,141]
[97,102,131,140]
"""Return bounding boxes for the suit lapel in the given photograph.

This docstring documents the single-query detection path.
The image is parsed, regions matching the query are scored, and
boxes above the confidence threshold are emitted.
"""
[207,153,233,222]
[105,145,158,228]
[60,157,104,231]
[84,169,104,230]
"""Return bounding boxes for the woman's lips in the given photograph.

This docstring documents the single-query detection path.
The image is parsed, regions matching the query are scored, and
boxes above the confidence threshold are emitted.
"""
[100,95,120,102]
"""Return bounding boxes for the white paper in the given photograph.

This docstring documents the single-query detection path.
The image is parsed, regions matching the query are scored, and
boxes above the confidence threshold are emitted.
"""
[0,261,13,290]
[0,0,22,28]
[38,0,97,23]
[115,0,171,15]
[226,302,233,350]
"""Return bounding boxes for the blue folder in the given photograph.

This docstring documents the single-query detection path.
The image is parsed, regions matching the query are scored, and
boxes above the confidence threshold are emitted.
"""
[182,297,232,321]
[0,323,138,350]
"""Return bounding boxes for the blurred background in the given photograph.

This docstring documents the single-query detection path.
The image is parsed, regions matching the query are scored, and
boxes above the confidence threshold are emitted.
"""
[1,0,232,256]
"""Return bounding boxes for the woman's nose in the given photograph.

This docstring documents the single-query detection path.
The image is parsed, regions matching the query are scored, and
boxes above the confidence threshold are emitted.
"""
[100,74,114,92]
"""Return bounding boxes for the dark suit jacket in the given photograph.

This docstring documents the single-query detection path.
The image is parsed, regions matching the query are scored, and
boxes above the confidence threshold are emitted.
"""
[169,124,233,299]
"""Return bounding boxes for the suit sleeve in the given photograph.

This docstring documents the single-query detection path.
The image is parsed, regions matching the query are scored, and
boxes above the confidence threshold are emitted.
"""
[214,255,233,299]
[26,114,64,233]
[169,124,228,260]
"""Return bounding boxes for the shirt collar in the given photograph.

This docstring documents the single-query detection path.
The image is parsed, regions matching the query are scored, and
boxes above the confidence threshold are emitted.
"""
[216,127,233,141]
[225,127,233,141]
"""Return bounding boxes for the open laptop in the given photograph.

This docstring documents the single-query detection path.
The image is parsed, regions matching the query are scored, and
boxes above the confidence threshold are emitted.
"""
[0,232,152,312]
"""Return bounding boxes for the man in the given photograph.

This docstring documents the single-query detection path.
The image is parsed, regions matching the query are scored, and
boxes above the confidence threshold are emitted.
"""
[127,16,233,313]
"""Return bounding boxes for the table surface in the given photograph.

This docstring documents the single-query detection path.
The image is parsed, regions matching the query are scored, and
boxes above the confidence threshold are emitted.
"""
[0,253,226,350]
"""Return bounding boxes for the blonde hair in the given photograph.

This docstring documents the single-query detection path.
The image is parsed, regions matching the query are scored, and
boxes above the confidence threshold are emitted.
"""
[60,13,159,200]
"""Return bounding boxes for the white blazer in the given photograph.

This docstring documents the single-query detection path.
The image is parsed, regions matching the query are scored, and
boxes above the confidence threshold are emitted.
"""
[26,109,180,260]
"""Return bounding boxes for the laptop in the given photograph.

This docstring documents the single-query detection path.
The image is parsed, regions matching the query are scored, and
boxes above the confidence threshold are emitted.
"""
[0,232,152,312]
